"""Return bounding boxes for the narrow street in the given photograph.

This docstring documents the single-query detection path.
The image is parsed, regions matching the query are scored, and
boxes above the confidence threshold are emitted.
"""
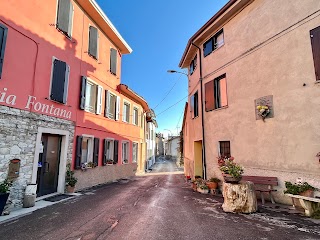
[0,158,319,240]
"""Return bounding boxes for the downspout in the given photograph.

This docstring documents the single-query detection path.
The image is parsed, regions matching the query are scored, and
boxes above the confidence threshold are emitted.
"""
[191,42,207,180]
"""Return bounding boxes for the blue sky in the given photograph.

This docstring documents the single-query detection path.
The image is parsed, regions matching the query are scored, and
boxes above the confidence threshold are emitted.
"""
[97,0,229,137]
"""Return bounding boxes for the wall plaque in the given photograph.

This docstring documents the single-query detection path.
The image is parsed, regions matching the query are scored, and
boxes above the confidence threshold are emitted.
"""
[254,95,274,120]
[8,159,21,180]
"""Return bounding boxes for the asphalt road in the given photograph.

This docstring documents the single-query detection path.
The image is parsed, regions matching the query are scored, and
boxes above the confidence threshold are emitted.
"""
[0,159,319,240]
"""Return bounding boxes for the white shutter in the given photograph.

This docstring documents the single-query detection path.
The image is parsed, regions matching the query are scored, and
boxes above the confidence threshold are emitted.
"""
[96,85,103,114]
[116,96,120,121]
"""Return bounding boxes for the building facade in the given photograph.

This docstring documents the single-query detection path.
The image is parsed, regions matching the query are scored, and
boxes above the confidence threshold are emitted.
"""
[180,0,320,204]
[0,0,150,207]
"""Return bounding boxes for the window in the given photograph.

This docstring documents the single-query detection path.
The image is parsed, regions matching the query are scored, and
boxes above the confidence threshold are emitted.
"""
[103,139,119,165]
[56,0,73,38]
[110,48,117,75]
[205,74,227,111]
[122,141,129,164]
[50,58,70,104]
[132,142,138,163]
[133,107,139,125]
[105,90,120,120]
[75,136,99,169]
[123,101,130,123]
[88,26,98,59]
[79,76,103,114]
[310,26,320,81]
[189,54,197,75]
[0,24,8,79]
[190,91,199,118]
[219,141,230,158]
[203,29,224,57]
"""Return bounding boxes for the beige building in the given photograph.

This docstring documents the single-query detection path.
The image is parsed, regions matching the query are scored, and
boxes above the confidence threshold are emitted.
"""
[180,0,320,204]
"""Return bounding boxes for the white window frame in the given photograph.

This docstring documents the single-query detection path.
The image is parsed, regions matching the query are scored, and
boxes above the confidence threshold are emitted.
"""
[106,90,120,120]
[132,142,138,163]
[122,141,129,164]
[105,138,114,164]
[133,106,139,126]
[122,100,131,123]
[81,134,94,165]
[84,78,103,114]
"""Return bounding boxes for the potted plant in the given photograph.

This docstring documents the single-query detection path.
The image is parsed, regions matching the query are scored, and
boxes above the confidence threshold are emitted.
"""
[106,159,114,165]
[191,177,202,191]
[206,177,221,190]
[0,179,12,215]
[65,163,78,193]
[197,183,209,194]
[218,156,244,183]
[284,181,317,197]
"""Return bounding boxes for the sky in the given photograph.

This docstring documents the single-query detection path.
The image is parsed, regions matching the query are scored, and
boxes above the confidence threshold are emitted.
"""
[97,0,229,137]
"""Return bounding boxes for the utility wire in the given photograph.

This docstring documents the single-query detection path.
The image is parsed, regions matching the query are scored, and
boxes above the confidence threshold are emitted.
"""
[153,74,184,110]
[156,95,188,117]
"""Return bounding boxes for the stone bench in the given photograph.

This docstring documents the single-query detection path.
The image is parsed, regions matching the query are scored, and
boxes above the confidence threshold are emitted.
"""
[285,193,320,216]
[242,176,278,205]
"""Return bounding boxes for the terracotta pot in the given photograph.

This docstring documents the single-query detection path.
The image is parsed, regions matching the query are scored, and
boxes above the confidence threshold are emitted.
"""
[222,173,242,184]
[206,182,218,189]
[299,189,314,197]
[66,185,75,193]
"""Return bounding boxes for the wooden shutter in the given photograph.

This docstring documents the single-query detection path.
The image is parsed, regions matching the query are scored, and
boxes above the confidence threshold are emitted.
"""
[96,86,103,114]
[104,90,109,117]
[214,78,221,109]
[310,26,320,80]
[80,76,87,110]
[75,136,83,169]
[220,76,228,107]
[110,48,117,75]
[103,139,107,165]
[205,80,214,111]
[113,140,119,164]
[89,26,98,59]
[51,59,68,104]
[93,138,99,167]
[57,0,72,36]
[0,24,8,79]
[194,92,198,117]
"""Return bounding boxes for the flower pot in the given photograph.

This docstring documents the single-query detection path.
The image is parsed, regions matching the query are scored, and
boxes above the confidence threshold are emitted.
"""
[299,189,314,197]
[206,182,218,189]
[197,188,209,194]
[222,173,242,184]
[0,193,9,215]
[192,183,197,191]
[66,185,75,193]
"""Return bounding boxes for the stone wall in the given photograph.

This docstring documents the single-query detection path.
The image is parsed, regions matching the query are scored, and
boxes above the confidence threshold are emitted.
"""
[0,106,74,207]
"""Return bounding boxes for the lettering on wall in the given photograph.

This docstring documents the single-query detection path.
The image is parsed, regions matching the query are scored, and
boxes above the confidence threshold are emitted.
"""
[0,88,72,119]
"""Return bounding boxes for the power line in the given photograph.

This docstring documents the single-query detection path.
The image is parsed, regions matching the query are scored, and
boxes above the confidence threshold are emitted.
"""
[152,74,184,110]
[156,95,188,117]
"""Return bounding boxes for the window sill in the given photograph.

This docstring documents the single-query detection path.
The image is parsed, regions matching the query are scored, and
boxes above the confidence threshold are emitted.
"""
[314,80,320,84]
[56,27,73,42]
[192,116,199,120]
[206,105,229,112]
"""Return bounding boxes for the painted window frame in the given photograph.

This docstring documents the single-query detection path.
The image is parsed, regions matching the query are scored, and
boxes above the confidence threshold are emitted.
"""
[122,141,130,164]
[190,91,199,118]
[133,106,139,126]
[189,54,197,75]
[122,100,131,123]
[81,134,94,164]
[105,138,114,164]
[219,141,231,158]
[132,142,138,163]
[105,90,120,120]
[84,78,103,114]
[203,29,224,57]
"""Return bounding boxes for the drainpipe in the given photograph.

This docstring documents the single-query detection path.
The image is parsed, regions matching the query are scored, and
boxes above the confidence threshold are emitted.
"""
[191,43,207,180]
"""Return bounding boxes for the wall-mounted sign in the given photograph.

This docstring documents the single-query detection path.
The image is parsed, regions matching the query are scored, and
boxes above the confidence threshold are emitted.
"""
[254,95,274,120]
[8,159,21,180]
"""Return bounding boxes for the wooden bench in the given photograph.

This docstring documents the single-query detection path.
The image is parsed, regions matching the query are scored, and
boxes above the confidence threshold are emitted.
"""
[285,194,320,216]
[242,176,278,205]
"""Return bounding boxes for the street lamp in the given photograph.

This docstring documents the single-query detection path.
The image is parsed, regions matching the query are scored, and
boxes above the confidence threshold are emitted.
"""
[167,70,188,76]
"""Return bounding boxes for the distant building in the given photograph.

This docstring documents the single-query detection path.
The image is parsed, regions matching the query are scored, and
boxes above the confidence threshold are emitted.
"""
[155,133,164,156]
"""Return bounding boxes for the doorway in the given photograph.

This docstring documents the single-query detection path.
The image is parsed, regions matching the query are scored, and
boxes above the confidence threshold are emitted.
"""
[36,134,62,197]
[194,141,203,178]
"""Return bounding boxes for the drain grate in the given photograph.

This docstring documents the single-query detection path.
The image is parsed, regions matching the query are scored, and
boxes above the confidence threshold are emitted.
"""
[43,194,73,202]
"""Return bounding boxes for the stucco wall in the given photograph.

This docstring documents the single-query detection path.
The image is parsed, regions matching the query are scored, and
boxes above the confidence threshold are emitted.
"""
[184,0,320,203]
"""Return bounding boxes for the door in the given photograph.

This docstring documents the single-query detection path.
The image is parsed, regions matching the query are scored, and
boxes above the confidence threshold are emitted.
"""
[194,141,203,178]
[36,134,62,197]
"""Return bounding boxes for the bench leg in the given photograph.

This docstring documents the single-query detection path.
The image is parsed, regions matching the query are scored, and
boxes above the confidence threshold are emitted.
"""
[260,192,265,205]
[269,192,275,204]
[298,199,320,217]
